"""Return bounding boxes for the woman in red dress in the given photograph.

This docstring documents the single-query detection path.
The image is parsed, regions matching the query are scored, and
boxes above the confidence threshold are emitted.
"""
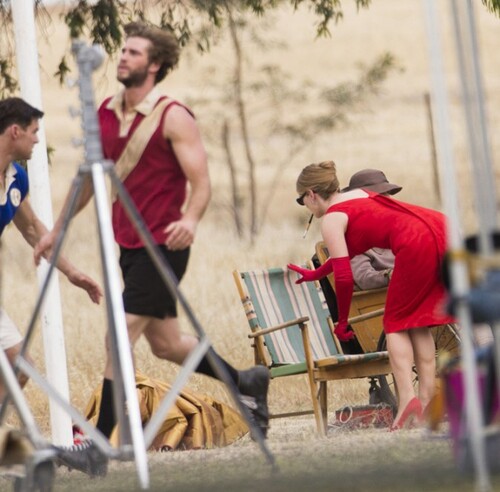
[288,161,455,429]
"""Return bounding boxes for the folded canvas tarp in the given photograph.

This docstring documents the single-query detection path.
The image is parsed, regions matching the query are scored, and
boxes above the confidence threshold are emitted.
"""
[84,373,249,451]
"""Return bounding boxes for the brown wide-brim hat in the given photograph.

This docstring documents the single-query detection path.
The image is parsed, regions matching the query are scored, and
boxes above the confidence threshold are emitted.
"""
[341,168,402,195]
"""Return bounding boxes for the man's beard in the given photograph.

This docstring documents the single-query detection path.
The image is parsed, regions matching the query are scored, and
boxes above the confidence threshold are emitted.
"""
[118,66,149,88]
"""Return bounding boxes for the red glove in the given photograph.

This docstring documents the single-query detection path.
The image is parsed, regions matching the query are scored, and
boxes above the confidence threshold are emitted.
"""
[288,257,355,342]
[287,258,333,284]
[334,321,355,342]
[331,257,355,341]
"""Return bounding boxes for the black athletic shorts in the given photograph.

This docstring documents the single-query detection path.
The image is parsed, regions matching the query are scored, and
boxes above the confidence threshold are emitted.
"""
[119,245,190,319]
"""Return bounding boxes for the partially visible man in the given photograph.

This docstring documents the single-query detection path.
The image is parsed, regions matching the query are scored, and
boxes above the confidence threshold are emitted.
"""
[0,97,107,477]
[0,97,102,400]
[35,22,270,447]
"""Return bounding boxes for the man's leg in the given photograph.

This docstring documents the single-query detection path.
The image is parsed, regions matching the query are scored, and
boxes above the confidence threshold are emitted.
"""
[53,320,114,478]
[95,313,243,437]
[144,316,270,437]
[0,310,29,400]
[1,343,31,397]
[144,315,240,383]
[95,313,150,438]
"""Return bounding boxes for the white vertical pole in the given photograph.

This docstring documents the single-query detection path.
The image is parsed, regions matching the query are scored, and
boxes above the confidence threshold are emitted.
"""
[451,1,497,246]
[422,1,490,491]
[11,0,72,445]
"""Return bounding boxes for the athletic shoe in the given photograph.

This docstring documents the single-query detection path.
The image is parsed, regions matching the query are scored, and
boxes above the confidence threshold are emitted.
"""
[72,424,85,445]
[54,440,108,477]
[237,366,270,438]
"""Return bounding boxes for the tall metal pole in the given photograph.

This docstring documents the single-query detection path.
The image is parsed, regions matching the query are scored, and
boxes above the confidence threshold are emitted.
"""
[11,0,72,446]
[422,1,490,490]
[450,1,500,483]
[450,1,497,247]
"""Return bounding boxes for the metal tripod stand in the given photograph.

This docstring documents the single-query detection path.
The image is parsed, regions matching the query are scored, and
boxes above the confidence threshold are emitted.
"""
[0,341,56,492]
[2,40,275,489]
[423,1,499,490]
[0,248,55,489]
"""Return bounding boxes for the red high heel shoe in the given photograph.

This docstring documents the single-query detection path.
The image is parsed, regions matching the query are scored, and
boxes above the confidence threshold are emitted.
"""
[390,398,423,431]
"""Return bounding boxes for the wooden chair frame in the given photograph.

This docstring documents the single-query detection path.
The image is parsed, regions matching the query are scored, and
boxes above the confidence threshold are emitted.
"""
[233,267,392,435]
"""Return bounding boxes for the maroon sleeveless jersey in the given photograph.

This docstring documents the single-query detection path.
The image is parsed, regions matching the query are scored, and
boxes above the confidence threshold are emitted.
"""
[98,97,190,248]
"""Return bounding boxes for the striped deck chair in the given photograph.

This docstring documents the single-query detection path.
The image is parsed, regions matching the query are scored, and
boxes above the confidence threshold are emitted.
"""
[233,266,392,435]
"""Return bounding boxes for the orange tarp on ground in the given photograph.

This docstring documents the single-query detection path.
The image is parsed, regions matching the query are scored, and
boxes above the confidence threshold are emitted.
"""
[84,373,249,451]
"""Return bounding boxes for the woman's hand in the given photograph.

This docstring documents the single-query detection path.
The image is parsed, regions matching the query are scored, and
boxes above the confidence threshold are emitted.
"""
[334,321,355,342]
[287,259,334,284]
[287,264,317,284]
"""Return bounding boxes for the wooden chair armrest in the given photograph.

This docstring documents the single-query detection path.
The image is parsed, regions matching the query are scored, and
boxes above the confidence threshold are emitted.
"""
[347,308,384,325]
[248,316,310,338]
[352,287,387,297]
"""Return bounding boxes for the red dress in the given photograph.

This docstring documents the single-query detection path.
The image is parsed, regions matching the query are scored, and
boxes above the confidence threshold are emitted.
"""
[98,97,190,248]
[327,192,455,333]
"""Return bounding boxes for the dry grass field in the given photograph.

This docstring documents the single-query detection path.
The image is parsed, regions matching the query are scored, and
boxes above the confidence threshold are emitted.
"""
[1,0,500,490]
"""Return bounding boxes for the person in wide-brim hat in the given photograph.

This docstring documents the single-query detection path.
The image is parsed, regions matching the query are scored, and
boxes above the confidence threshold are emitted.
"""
[341,168,402,195]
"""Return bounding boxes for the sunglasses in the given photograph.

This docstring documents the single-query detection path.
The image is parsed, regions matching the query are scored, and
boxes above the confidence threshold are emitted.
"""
[296,192,306,206]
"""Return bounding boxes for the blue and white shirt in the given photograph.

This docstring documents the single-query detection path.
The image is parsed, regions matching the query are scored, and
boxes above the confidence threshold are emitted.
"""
[0,162,29,236]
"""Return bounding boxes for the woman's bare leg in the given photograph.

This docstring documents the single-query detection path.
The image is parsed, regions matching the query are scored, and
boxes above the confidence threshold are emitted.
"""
[409,327,436,410]
[386,331,416,423]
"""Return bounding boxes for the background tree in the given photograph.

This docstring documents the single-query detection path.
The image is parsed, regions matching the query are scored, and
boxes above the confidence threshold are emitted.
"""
[1,0,496,242]
[187,7,400,241]
[1,0,374,95]
[1,0,499,94]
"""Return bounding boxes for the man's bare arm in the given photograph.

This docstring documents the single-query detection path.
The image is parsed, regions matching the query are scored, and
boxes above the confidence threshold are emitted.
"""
[15,198,102,304]
[163,105,211,250]
[33,176,94,265]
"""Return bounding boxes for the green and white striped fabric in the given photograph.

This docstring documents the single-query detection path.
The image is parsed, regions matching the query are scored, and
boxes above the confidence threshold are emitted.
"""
[240,267,340,365]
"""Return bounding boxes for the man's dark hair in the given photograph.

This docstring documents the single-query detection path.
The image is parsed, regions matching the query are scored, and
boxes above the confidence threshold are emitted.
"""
[0,97,44,134]
[124,22,180,84]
